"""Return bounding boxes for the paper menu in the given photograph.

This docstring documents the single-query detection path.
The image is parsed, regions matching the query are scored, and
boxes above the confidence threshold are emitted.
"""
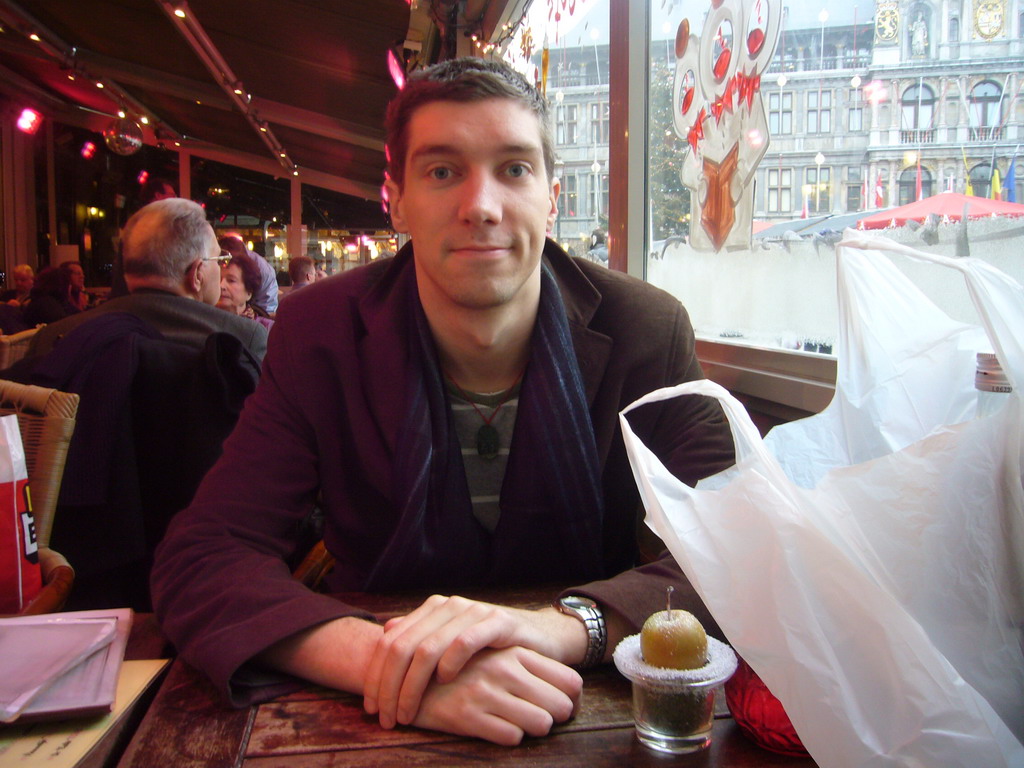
[0,610,132,723]
[0,659,168,768]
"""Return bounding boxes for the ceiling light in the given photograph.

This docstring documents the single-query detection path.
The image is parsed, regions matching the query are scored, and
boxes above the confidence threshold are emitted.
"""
[29,33,40,42]
[96,81,104,89]
[174,8,186,18]
[16,108,42,134]
[140,116,150,125]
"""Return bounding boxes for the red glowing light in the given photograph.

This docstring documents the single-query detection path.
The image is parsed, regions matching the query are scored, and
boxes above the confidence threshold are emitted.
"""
[387,50,405,90]
[16,108,42,134]
[137,170,149,184]
[81,141,97,159]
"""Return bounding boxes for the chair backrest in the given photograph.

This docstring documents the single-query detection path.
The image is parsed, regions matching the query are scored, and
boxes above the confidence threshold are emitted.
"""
[0,379,79,547]
[0,327,42,370]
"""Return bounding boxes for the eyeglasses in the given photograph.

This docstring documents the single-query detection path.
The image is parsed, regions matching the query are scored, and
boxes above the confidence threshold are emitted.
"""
[200,251,232,266]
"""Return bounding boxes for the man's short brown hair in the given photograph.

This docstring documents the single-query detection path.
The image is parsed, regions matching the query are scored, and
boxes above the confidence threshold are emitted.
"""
[384,57,554,190]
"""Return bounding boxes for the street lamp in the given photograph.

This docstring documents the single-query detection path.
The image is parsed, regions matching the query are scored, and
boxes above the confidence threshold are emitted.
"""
[814,151,825,211]
[591,157,602,231]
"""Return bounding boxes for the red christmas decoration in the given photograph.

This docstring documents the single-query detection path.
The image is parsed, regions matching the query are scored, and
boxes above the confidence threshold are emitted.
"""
[725,658,809,757]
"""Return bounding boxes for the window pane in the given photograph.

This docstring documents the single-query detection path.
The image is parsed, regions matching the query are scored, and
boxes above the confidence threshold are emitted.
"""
[643,0,1024,355]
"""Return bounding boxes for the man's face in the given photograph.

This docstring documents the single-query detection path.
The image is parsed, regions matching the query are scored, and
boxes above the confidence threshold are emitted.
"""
[197,226,223,305]
[385,99,559,317]
[14,272,33,294]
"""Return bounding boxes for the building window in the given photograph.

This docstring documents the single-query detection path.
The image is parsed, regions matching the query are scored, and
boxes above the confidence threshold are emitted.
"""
[807,90,832,133]
[901,84,935,130]
[848,88,864,131]
[949,16,960,42]
[590,101,609,144]
[560,174,578,218]
[556,105,578,145]
[767,168,792,213]
[969,80,1003,139]
[768,92,793,134]
[970,163,994,198]
[899,166,933,204]
[806,166,831,213]
[847,166,863,211]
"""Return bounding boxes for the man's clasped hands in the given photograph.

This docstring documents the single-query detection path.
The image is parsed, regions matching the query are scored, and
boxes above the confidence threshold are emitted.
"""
[361,594,587,746]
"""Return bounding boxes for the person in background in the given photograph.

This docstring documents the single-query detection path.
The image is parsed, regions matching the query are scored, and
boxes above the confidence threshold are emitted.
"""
[1,264,35,307]
[152,58,734,747]
[217,250,274,332]
[28,199,268,362]
[315,263,329,281]
[287,256,315,291]
[219,236,278,316]
[22,266,80,327]
[59,261,93,311]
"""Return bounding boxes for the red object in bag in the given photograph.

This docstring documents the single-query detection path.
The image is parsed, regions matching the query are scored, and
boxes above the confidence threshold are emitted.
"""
[0,415,39,613]
[725,657,809,757]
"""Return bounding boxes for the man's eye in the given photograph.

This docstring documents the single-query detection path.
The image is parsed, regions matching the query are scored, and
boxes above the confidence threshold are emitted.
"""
[506,164,528,178]
[429,167,451,180]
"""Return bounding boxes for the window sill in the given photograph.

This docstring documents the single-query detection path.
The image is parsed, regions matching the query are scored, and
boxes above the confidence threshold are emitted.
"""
[696,338,837,421]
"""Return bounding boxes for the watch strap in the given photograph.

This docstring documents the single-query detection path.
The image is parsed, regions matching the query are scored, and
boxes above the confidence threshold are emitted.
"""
[556,596,607,669]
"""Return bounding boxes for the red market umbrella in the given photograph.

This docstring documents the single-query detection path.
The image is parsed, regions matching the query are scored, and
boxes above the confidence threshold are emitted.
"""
[857,191,1024,230]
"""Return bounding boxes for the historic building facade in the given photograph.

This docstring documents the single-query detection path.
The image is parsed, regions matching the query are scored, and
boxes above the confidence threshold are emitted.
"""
[754,0,1024,219]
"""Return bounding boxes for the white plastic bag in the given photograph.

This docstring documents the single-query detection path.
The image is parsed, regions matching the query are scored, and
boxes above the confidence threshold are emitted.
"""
[620,233,1024,767]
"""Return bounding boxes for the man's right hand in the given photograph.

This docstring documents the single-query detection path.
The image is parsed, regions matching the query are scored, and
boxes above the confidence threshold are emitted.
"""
[409,645,582,746]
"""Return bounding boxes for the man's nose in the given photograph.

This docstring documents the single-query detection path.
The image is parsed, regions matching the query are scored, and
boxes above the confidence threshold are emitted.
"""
[458,172,502,225]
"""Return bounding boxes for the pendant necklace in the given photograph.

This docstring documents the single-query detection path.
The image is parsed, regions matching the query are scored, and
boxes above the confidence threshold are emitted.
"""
[445,370,524,460]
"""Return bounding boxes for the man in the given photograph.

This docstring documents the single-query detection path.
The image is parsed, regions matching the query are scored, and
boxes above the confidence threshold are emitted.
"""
[30,199,268,362]
[152,59,733,746]
[286,255,316,291]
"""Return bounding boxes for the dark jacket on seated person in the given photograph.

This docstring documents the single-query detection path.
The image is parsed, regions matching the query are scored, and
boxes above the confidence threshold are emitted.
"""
[14,312,261,611]
[28,290,268,362]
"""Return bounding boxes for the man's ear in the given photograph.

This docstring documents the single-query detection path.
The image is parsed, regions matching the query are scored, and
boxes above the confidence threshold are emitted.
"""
[185,260,203,297]
[384,178,409,234]
[546,177,561,233]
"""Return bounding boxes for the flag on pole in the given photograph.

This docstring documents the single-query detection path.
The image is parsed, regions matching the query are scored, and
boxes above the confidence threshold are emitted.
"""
[961,146,974,196]
[874,171,884,207]
[1006,155,1017,203]
[915,157,923,201]
[990,165,1002,200]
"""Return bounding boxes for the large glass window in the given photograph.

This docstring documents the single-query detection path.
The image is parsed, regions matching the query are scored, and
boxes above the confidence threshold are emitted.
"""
[557,104,578,145]
[807,90,832,134]
[769,92,793,134]
[806,166,832,213]
[767,168,792,213]
[969,80,1003,139]
[590,101,610,144]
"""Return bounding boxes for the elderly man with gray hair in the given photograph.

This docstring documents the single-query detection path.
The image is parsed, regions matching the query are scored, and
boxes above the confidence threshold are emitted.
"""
[29,198,267,361]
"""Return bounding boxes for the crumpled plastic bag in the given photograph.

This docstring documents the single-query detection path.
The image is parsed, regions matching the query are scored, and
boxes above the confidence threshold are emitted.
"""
[620,233,1024,767]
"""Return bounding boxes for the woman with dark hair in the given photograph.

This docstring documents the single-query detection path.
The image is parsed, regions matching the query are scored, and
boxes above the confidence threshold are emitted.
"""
[216,247,273,331]
[59,261,93,311]
[23,266,80,326]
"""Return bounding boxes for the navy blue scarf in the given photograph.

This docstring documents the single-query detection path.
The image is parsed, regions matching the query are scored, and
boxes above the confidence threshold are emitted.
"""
[365,262,605,591]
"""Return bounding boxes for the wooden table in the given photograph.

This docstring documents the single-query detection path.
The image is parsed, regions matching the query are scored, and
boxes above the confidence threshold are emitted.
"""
[118,591,818,767]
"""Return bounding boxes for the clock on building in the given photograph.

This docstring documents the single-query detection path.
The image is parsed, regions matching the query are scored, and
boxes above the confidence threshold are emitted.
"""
[975,0,1004,38]
[875,4,900,42]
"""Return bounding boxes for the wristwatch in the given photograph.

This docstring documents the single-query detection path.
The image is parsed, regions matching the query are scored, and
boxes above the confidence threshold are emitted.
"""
[555,595,607,669]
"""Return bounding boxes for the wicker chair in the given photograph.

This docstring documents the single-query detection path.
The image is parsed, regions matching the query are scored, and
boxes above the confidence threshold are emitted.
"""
[0,379,79,614]
[0,327,42,371]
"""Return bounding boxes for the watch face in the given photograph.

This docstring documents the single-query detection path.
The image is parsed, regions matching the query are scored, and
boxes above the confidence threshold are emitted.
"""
[976,0,1004,37]
[876,7,899,41]
[562,595,597,610]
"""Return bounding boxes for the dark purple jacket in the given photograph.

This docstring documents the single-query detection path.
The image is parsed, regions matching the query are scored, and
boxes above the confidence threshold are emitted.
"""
[151,241,735,704]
